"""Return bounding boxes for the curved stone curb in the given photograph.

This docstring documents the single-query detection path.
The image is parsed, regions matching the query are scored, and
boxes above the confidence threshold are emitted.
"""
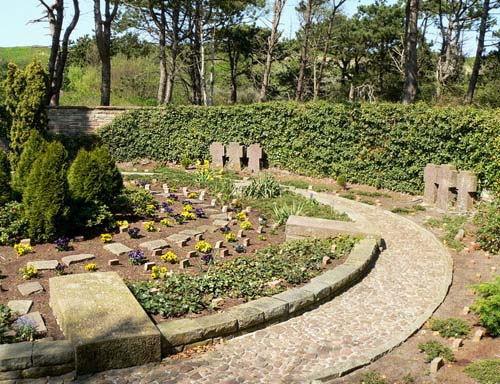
[157,238,380,354]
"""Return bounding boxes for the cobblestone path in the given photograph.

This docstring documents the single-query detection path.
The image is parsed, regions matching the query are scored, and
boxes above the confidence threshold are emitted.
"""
[80,193,452,384]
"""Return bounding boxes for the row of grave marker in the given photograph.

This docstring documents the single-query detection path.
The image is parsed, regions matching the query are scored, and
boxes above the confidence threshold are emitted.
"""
[209,142,263,172]
[423,164,478,212]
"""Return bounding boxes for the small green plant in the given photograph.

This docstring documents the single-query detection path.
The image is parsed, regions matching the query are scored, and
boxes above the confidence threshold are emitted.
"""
[100,233,113,243]
[240,221,252,230]
[161,251,178,264]
[425,215,467,251]
[150,266,168,279]
[428,317,471,338]
[470,276,500,336]
[160,218,173,227]
[143,221,157,232]
[195,240,212,254]
[418,340,456,362]
[272,200,305,225]
[464,359,500,384]
[14,242,32,256]
[180,157,192,169]
[0,304,11,343]
[243,174,281,199]
[359,371,388,384]
[352,190,391,198]
[19,264,39,279]
[339,192,356,200]
[281,179,310,189]
[336,174,347,190]
[258,235,267,241]
[226,233,236,242]
[360,199,375,205]
[13,318,37,342]
[235,211,247,222]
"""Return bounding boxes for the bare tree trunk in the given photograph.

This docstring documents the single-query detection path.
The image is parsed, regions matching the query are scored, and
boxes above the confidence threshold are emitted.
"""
[295,0,313,102]
[157,29,167,103]
[402,0,419,104]
[94,0,119,106]
[259,0,286,102]
[209,24,215,106]
[465,0,489,104]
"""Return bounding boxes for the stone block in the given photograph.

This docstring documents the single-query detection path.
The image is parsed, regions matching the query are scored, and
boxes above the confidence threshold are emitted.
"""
[302,281,332,302]
[242,238,250,247]
[456,171,478,212]
[423,164,439,204]
[215,241,223,249]
[166,234,191,244]
[152,249,163,257]
[49,272,161,374]
[436,164,457,211]
[20,239,31,246]
[226,142,243,171]
[7,300,33,316]
[273,288,315,314]
[285,215,380,241]
[195,312,238,338]
[473,329,484,342]
[219,249,229,258]
[241,297,289,322]
[27,260,59,270]
[20,362,75,379]
[179,229,203,237]
[180,259,191,269]
[213,220,230,227]
[32,340,74,366]
[73,236,84,242]
[237,230,244,238]
[144,262,156,271]
[451,338,463,351]
[225,305,265,330]
[108,259,120,266]
[61,254,96,267]
[187,251,197,258]
[139,239,169,251]
[210,213,229,220]
[157,319,203,348]
[103,243,133,257]
[247,144,263,173]
[209,142,225,168]
[430,357,444,373]
[0,342,33,371]
[196,225,219,233]
[17,282,44,296]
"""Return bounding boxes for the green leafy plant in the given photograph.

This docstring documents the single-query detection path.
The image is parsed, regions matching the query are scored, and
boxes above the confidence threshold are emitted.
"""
[359,371,388,384]
[116,187,158,217]
[0,150,11,205]
[272,200,305,225]
[0,202,28,245]
[19,264,39,279]
[425,215,467,251]
[336,174,347,190]
[418,340,456,363]
[474,201,500,253]
[464,359,500,384]
[281,180,310,189]
[243,174,281,199]
[180,157,191,169]
[428,317,471,338]
[470,276,500,336]
[0,304,12,343]
[13,318,37,342]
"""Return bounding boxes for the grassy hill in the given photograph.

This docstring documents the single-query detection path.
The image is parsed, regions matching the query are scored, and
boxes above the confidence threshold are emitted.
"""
[0,46,50,68]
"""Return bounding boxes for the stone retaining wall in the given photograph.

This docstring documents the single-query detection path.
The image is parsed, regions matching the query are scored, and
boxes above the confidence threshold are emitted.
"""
[47,106,134,136]
[157,238,381,354]
[0,340,74,380]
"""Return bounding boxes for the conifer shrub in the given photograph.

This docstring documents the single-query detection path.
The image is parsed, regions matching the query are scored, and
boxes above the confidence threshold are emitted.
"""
[67,145,122,206]
[0,150,11,206]
[23,141,68,242]
[11,130,48,196]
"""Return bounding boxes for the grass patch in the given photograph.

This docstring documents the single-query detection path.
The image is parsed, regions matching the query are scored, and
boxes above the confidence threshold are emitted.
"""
[245,191,350,224]
[339,192,356,200]
[390,205,426,215]
[281,180,310,189]
[425,215,467,250]
[464,359,500,384]
[360,199,375,205]
[351,189,391,198]
[312,185,336,193]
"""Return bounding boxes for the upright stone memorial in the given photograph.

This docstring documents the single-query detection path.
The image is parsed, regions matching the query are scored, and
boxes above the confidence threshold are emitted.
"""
[423,164,439,204]
[435,165,457,211]
[209,142,225,168]
[456,171,478,212]
[49,272,161,375]
[226,142,243,171]
[247,144,263,173]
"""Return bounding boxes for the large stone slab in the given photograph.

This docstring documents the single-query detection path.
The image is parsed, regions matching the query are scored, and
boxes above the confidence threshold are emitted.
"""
[7,300,33,316]
[61,254,95,267]
[196,225,220,233]
[178,229,203,237]
[166,233,191,243]
[285,215,380,241]
[213,220,230,227]
[49,272,161,374]
[27,260,59,270]
[138,239,169,251]
[103,243,132,256]
[17,282,44,296]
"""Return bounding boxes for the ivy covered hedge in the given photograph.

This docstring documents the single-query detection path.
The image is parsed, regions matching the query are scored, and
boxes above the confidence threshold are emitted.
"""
[99,102,500,194]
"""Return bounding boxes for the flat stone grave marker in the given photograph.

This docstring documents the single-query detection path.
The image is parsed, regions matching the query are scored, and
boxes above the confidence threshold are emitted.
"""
[210,213,229,220]
[178,229,203,237]
[456,171,478,212]
[430,357,444,373]
[18,282,44,296]
[196,225,219,233]
[436,164,457,211]
[49,272,161,375]
[139,239,169,251]
[7,300,33,315]
[215,241,223,249]
[108,259,120,266]
[247,144,263,173]
[226,142,243,171]
[209,142,225,168]
[423,164,439,204]
[180,259,190,269]
[144,262,156,271]
[213,219,230,227]
[27,260,59,270]
[17,312,47,336]
[61,254,96,267]
[103,243,133,257]
[166,233,191,243]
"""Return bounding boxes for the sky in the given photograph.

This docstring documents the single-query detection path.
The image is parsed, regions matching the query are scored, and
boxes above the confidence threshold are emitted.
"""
[1,0,381,48]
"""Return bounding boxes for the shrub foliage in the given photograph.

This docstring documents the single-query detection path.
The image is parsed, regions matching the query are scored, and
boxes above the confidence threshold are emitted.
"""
[471,276,500,337]
[100,102,500,194]
[0,150,11,205]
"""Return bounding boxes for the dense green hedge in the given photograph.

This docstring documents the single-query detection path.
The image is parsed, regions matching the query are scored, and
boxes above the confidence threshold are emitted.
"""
[99,102,500,194]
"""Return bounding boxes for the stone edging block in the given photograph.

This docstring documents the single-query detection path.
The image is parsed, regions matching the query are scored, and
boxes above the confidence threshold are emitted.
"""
[157,238,380,353]
[0,340,74,379]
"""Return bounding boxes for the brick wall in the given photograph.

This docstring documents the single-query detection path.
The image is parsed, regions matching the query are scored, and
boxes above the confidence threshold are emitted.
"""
[47,106,134,136]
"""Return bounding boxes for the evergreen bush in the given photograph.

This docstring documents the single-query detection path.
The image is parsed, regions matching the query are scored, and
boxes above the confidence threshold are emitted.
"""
[11,130,48,195]
[23,141,68,242]
[0,150,11,206]
[67,145,122,206]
